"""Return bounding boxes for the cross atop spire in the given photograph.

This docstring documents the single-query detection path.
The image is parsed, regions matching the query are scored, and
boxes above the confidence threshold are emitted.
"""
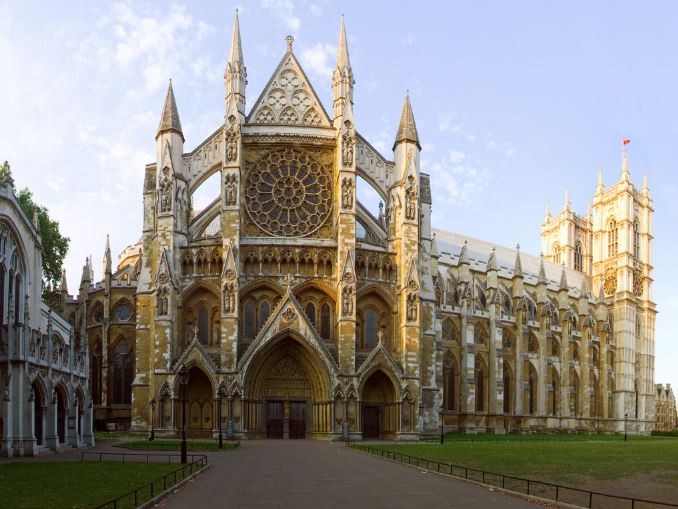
[156,79,184,141]
[393,93,421,151]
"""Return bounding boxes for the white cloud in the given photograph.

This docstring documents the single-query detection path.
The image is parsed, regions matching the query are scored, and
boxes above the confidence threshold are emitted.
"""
[299,42,336,82]
[402,33,415,46]
[449,150,466,163]
[309,4,323,17]
[437,112,461,133]
[424,151,491,208]
[261,0,301,31]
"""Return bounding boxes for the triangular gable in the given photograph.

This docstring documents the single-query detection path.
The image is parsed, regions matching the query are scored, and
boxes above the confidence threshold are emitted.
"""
[356,340,404,380]
[222,242,238,279]
[247,50,332,127]
[155,248,176,288]
[340,248,355,282]
[238,286,338,375]
[173,338,219,374]
[404,257,420,290]
[161,140,175,173]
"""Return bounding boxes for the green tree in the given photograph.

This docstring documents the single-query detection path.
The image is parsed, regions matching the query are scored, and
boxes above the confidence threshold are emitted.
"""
[1,162,70,288]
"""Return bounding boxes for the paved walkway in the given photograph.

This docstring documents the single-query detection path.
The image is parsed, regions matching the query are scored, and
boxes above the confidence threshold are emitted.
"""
[156,440,540,509]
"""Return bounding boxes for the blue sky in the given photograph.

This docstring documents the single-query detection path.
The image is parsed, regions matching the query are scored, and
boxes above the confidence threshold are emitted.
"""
[1,1,677,391]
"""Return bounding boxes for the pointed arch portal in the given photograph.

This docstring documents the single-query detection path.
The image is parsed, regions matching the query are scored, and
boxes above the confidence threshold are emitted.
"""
[242,333,333,439]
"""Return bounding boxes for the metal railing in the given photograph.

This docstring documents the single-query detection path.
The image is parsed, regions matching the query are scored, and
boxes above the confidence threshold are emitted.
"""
[117,439,240,452]
[81,452,208,509]
[348,443,678,509]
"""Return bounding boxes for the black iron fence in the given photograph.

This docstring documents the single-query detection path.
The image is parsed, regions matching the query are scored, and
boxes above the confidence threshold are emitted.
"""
[347,443,678,509]
[82,452,208,509]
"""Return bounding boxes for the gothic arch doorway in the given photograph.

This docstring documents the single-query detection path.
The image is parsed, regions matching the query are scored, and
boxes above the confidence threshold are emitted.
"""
[243,333,332,439]
[184,366,213,436]
[361,369,398,439]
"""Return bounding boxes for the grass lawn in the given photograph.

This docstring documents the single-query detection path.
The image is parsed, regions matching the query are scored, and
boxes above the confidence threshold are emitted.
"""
[94,431,147,443]
[374,435,678,502]
[118,439,239,451]
[0,461,182,509]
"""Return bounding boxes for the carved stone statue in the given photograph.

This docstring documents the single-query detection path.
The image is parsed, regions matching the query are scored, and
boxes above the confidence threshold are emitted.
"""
[224,174,238,207]
[223,283,235,313]
[226,115,239,162]
[159,167,173,213]
[405,175,417,220]
[342,123,354,166]
[342,286,353,316]
[341,177,354,210]
[406,293,418,321]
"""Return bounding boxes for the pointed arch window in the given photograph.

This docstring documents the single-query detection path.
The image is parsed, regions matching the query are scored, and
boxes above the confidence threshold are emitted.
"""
[364,308,377,348]
[442,319,456,342]
[475,367,485,412]
[553,243,561,265]
[574,242,583,272]
[633,219,640,259]
[305,302,316,327]
[244,301,256,340]
[197,305,209,344]
[14,274,21,323]
[503,367,511,413]
[320,303,331,339]
[528,375,536,415]
[112,340,133,404]
[259,301,271,329]
[445,364,456,411]
[608,219,618,257]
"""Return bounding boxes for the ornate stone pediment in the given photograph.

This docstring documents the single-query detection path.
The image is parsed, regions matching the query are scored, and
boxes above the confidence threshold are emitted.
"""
[247,50,331,128]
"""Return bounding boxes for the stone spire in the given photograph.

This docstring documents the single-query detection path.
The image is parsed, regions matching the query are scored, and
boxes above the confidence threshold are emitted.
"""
[393,94,421,150]
[60,268,68,294]
[537,253,547,285]
[103,234,112,275]
[559,265,569,292]
[80,256,91,288]
[512,244,523,278]
[458,240,470,266]
[156,80,184,141]
[225,9,247,116]
[332,15,354,119]
[596,165,604,195]
[579,277,588,299]
[642,172,649,195]
[621,144,630,182]
[486,247,497,272]
[562,185,571,212]
[544,201,551,223]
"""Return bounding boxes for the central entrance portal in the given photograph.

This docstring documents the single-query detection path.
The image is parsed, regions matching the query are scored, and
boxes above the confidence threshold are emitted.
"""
[266,401,283,438]
[289,401,306,439]
[266,400,307,439]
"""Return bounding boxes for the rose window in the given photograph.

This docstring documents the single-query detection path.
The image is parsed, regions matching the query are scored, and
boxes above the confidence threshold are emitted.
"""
[245,148,332,237]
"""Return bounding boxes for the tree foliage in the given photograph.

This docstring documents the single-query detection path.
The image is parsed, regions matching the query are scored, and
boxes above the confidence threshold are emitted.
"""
[1,162,70,288]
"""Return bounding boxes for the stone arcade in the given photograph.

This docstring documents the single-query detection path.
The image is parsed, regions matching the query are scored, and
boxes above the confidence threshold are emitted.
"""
[54,14,656,438]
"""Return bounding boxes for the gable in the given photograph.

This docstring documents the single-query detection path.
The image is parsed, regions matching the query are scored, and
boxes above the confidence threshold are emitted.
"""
[247,51,331,128]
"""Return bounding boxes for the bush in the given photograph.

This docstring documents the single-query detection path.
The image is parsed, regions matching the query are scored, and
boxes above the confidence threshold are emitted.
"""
[650,429,678,437]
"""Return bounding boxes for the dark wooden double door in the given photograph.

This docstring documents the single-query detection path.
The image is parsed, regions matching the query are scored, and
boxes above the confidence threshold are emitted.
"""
[363,406,380,438]
[266,401,306,439]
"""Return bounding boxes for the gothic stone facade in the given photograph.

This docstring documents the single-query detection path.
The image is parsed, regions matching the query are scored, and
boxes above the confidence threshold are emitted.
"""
[0,180,93,456]
[655,384,676,431]
[69,15,656,438]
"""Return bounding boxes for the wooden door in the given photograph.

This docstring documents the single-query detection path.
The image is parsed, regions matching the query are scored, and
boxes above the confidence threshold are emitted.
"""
[289,401,306,439]
[363,406,380,438]
[266,401,283,439]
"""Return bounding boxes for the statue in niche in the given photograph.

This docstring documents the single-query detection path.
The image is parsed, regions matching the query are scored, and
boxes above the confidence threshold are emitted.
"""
[406,293,418,321]
[226,115,239,162]
[341,177,354,210]
[224,174,238,206]
[342,286,353,316]
[159,167,173,213]
[342,121,354,166]
[223,283,235,313]
[405,175,417,220]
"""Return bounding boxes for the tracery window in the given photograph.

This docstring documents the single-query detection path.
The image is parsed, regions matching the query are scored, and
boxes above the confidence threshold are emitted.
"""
[442,319,456,342]
[608,219,618,257]
[553,243,561,265]
[503,367,511,413]
[244,301,256,340]
[244,148,332,237]
[259,301,271,328]
[364,308,377,349]
[445,364,456,411]
[14,274,20,322]
[112,340,133,404]
[574,242,583,272]
[114,301,133,321]
[475,367,485,412]
[320,303,331,339]
[197,305,209,344]
[633,219,640,259]
[305,302,316,326]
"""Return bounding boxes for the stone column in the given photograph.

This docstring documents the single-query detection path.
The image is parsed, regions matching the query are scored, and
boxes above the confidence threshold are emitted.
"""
[460,311,475,432]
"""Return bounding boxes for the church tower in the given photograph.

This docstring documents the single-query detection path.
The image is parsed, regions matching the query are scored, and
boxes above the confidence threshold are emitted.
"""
[590,146,655,432]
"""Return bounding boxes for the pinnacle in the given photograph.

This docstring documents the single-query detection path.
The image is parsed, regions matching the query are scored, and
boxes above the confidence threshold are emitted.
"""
[513,245,523,278]
[229,9,244,65]
[336,15,350,70]
[393,94,421,151]
[156,80,184,141]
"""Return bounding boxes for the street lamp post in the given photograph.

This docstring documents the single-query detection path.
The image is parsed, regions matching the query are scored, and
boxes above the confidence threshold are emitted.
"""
[149,398,156,441]
[178,364,188,464]
[624,412,628,442]
[217,393,223,449]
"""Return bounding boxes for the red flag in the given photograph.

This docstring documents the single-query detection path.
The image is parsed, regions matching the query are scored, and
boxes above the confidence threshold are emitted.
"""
[623,139,631,145]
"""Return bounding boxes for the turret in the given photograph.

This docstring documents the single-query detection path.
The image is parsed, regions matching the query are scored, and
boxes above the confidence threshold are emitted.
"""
[558,266,569,310]
[512,244,523,298]
[224,10,246,119]
[103,234,112,276]
[536,254,548,304]
[486,247,498,291]
[332,15,354,123]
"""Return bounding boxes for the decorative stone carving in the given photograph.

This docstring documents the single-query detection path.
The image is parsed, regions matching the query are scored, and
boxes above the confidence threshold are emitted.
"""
[406,293,418,321]
[342,286,354,316]
[225,115,239,162]
[342,121,354,166]
[405,175,417,220]
[604,269,617,295]
[159,167,173,213]
[156,287,169,316]
[224,174,238,207]
[633,269,643,296]
[341,177,354,210]
[282,307,297,322]
[223,283,235,314]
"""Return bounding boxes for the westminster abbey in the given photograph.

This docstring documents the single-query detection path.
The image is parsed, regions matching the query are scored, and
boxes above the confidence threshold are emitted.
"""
[53,14,656,438]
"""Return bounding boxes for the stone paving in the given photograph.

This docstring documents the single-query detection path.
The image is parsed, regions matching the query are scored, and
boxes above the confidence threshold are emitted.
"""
[155,440,541,509]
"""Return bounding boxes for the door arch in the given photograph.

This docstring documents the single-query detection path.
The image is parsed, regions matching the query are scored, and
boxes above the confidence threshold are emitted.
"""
[183,366,213,433]
[360,369,399,439]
